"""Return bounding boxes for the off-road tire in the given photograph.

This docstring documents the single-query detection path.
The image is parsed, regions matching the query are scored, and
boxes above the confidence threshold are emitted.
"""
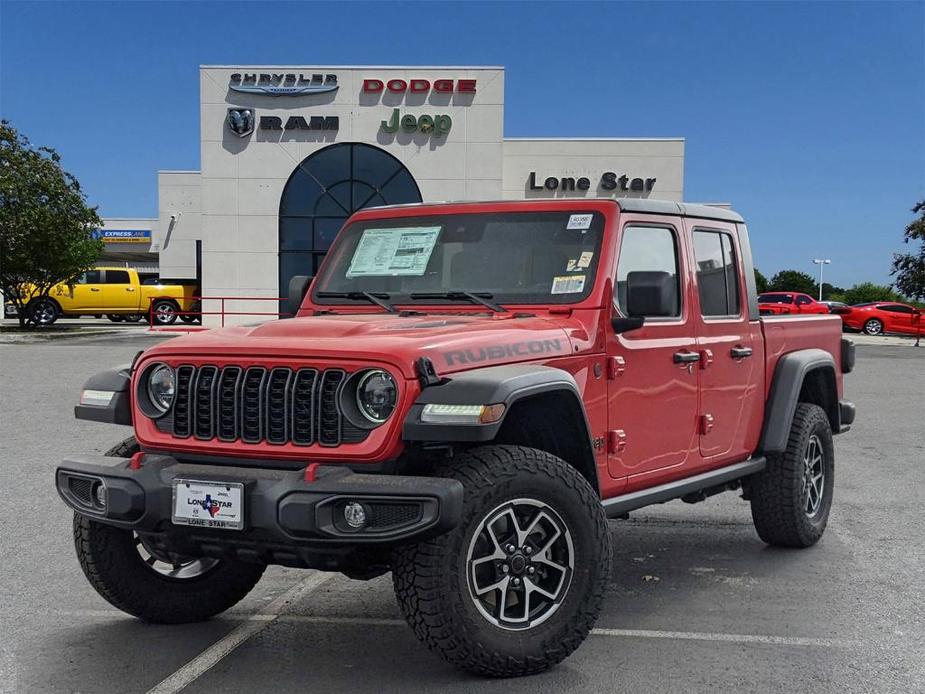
[747,403,834,548]
[863,318,883,336]
[392,445,612,678]
[72,436,265,623]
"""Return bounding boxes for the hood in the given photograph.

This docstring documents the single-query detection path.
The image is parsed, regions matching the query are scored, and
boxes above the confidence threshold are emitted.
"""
[142,312,586,377]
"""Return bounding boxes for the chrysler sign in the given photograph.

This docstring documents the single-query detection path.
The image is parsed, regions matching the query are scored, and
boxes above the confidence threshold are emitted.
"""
[229,73,339,96]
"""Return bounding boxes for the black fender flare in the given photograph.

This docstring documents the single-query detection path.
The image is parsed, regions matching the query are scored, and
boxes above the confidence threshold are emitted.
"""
[759,348,837,453]
[402,364,593,445]
[74,364,133,425]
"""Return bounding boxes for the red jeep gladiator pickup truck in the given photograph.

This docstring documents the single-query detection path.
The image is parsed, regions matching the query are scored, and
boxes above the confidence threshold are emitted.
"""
[57,199,855,677]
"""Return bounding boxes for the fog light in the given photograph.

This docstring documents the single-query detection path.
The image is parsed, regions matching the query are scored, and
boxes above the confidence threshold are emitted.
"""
[343,501,367,529]
[94,482,107,509]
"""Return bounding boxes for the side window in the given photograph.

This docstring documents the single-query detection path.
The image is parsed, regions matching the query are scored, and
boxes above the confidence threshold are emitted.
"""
[692,230,740,316]
[615,225,681,318]
[796,295,812,306]
[884,304,912,313]
[104,270,131,284]
[78,270,102,284]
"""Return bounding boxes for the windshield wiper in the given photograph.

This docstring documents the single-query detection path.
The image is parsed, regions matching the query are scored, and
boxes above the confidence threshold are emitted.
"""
[316,291,396,314]
[409,291,507,313]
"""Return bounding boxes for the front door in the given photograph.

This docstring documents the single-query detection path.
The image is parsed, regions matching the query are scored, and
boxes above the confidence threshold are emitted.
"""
[57,269,103,311]
[687,223,762,463]
[606,219,700,488]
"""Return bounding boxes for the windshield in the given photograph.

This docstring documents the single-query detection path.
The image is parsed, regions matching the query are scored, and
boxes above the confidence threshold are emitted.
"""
[312,211,605,306]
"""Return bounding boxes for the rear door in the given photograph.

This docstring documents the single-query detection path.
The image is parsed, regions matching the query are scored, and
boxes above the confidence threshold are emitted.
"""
[880,304,915,333]
[101,269,140,310]
[606,217,700,487]
[687,223,763,462]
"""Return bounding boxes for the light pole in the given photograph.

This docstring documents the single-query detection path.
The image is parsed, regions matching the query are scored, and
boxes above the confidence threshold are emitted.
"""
[812,259,831,301]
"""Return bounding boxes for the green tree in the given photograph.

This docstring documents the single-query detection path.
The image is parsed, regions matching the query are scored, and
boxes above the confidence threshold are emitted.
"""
[821,282,845,301]
[768,269,817,295]
[754,268,769,294]
[0,121,102,327]
[891,200,925,301]
[842,282,902,306]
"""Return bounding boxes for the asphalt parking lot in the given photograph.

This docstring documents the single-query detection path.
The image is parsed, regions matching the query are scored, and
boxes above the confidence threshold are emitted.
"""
[1,335,923,693]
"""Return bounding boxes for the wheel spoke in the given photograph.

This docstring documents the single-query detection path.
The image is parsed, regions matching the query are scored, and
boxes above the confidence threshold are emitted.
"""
[474,574,509,597]
[519,510,552,547]
[524,576,558,601]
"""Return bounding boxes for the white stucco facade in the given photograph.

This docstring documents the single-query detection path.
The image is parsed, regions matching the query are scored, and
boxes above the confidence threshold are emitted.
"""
[147,65,685,324]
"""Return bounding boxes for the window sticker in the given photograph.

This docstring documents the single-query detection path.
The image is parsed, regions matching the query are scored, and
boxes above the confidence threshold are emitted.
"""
[551,275,586,294]
[566,258,579,272]
[567,214,593,231]
[346,226,441,278]
[577,251,594,269]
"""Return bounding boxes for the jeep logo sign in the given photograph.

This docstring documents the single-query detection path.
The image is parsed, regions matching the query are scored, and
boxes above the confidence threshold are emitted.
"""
[381,109,452,137]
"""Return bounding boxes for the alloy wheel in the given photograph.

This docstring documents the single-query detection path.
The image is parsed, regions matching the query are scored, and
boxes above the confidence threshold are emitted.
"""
[466,498,574,631]
[134,533,218,579]
[802,434,825,517]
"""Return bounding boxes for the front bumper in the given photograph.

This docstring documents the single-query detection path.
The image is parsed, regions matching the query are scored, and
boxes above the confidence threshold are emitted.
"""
[56,454,463,566]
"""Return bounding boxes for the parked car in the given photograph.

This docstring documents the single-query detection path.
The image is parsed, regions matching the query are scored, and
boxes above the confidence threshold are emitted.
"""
[758,291,831,315]
[819,300,851,315]
[58,199,855,677]
[840,302,924,336]
[10,268,199,326]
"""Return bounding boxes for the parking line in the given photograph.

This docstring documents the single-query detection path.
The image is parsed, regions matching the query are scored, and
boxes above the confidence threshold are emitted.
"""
[145,571,334,694]
[259,615,838,648]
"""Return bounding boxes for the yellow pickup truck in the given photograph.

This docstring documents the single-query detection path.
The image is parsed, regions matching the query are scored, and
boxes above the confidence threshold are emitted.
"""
[12,268,199,326]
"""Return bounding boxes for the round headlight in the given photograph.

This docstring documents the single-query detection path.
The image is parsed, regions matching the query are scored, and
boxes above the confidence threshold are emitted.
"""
[355,370,397,424]
[147,364,176,413]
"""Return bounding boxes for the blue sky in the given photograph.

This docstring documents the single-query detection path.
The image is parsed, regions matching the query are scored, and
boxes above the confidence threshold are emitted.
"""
[1,1,923,288]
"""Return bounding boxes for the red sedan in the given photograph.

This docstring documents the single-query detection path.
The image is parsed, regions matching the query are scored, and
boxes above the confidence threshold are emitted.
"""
[840,302,924,336]
[758,292,831,316]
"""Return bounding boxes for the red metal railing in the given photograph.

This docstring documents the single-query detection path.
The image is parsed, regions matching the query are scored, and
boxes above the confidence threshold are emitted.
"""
[146,295,292,331]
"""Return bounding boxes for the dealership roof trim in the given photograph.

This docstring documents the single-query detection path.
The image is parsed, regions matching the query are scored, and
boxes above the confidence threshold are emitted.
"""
[200,64,506,70]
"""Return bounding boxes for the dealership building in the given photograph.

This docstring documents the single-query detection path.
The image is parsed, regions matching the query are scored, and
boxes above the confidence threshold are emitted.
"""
[114,65,685,324]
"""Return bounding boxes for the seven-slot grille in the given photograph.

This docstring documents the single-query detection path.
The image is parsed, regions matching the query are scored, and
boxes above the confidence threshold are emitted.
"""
[168,365,367,447]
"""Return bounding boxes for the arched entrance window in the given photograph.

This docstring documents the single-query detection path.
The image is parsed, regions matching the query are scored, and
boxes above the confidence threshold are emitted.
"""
[278,143,421,294]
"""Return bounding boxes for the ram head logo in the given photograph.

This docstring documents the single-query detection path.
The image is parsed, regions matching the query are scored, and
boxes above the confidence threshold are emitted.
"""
[226,108,255,138]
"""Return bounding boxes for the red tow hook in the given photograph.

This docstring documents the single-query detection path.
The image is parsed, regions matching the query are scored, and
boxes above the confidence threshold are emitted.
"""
[304,462,320,483]
[129,452,144,470]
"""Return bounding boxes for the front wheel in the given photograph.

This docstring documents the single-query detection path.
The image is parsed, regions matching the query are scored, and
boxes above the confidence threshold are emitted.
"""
[392,445,612,677]
[27,297,59,326]
[746,403,834,548]
[863,318,883,336]
[72,436,265,622]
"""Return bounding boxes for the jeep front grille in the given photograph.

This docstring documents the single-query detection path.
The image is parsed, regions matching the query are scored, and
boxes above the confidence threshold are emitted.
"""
[164,365,368,447]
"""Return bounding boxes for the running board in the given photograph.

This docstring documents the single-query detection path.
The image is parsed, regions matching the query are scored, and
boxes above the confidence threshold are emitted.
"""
[601,458,766,518]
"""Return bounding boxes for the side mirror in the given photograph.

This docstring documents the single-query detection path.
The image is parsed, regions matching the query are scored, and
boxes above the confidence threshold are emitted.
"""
[626,271,677,317]
[286,275,312,318]
[611,316,645,334]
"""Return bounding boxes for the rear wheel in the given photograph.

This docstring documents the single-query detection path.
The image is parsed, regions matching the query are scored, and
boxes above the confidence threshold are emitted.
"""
[863,318,883,335]
[148,300,178,325]
[747,403,834,548]
[392,445,611,677]
[106,314,124,322]
[72,437,265,622]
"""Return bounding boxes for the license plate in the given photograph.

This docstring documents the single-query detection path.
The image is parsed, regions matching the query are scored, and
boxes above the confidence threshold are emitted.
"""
[172,479,244,530]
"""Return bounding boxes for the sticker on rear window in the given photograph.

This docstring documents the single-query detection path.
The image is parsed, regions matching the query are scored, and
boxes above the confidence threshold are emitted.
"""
[567,214,593,230]
[551,275,586,294]
[346,226,441,278]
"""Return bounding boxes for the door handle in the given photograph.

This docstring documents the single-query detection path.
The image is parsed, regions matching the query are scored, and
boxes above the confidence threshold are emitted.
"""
[89,287,100,292]
[730,346,753,358]
[673,350,701,364]
[125,287,135,292]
